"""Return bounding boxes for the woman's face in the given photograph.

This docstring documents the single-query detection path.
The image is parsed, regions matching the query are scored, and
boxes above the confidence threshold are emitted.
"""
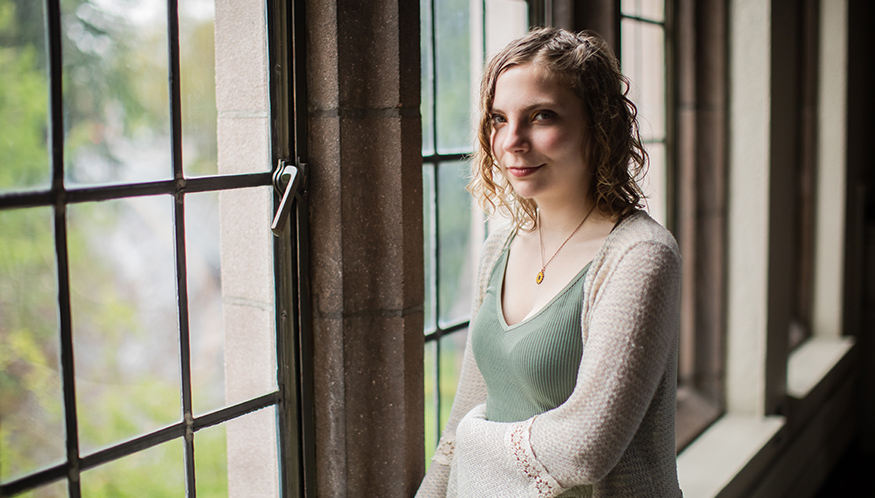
[489,63,590,205]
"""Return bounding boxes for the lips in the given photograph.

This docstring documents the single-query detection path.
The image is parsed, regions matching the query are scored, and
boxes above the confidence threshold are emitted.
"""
[507,165,542,177]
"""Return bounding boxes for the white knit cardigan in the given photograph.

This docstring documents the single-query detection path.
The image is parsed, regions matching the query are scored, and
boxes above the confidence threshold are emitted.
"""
[415,211,683,498]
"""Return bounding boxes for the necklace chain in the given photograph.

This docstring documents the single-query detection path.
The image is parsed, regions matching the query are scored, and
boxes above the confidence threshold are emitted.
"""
[536,205,596,285]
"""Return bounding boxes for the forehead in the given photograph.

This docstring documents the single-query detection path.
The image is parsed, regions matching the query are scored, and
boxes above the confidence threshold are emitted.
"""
[491,63,580,109]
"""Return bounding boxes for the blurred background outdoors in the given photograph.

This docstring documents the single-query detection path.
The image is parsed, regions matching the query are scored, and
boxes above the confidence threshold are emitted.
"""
[1,0,229,495]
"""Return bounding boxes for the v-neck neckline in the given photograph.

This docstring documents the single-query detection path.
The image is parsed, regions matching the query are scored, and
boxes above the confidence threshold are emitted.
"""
[497,232,593,330]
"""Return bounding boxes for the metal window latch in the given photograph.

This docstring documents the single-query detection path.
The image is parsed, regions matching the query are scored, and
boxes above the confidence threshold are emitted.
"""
[271,159,305,237]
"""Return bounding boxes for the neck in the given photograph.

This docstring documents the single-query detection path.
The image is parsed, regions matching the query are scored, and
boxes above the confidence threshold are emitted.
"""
[536,197,595,237]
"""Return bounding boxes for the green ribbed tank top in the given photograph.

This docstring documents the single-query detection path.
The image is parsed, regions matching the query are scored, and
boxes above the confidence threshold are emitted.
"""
[471,237,591,424]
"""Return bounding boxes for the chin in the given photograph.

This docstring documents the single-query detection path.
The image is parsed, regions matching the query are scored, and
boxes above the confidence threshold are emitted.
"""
[507,181,540,200]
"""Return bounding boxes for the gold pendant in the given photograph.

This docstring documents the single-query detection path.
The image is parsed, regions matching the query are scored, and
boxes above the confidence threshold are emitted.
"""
[536,269,545,285]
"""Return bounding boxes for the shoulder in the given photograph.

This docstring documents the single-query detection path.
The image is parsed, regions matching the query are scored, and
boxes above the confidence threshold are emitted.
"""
[477,222,515,275]
[601,211,680,263]
[586,211,681,289]
[471,222,515,315]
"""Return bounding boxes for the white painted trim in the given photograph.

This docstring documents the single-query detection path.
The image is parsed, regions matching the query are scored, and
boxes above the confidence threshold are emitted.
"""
[725,0,771,416]
[677,415,785,498]
[787,336,854,399]
[216,0,280,495]
[812,0,848,339]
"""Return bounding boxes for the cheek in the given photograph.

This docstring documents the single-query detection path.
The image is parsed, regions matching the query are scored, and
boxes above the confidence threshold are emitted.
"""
[538,129,577,154]
[489,130,503,160]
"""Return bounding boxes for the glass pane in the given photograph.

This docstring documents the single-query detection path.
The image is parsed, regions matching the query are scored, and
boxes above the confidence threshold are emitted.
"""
[437,160,477,326]
[226,406,280,497]
[438,329,467,431]
[219,186,277,407]
[0,207,64,481]
[485,0,529,59]
[434,0,473,153]
[642,141,667,226]
[16,478,67,498]
[63,0,172,186]
[423,164,437,333]
[180,1,218,176]
[80,438,184,496]
[621,19,666,141]
[0,0,50,192]
[421,0,435,156]
[195,422,229,497]
[423,340,437,469]
[621,0,665,22]
[186,192,224,415]
[68,196,181,455]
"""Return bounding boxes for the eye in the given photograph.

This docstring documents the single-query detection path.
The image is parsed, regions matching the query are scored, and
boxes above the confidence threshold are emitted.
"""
[533,110,557,121]
[489,113,507,126]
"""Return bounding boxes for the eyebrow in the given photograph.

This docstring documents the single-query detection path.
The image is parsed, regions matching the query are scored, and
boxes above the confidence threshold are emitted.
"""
[490,100,561,115]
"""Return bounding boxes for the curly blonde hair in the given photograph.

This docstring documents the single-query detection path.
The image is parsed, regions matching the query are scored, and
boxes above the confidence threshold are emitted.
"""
[469,27,647,230]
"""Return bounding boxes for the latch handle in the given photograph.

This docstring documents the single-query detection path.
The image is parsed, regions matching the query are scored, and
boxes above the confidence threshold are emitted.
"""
[271,160,304,237]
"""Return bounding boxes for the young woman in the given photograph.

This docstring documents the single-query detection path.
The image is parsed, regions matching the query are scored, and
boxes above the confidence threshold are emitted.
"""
[415,28,682,497]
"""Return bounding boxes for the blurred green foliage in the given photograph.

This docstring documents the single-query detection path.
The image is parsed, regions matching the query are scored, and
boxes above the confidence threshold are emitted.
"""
[0,0,227,495]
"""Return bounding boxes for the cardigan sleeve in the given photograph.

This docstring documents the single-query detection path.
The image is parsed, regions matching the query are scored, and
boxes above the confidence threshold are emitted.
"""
[527,239,681,487]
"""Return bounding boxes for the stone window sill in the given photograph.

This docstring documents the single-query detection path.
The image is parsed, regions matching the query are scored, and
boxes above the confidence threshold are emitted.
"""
[677,336,856,497]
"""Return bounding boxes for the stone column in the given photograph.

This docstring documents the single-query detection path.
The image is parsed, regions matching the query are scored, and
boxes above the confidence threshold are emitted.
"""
[304,1,424,496]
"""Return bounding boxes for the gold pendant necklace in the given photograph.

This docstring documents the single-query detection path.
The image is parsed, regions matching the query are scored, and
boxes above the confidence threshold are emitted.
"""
[536,205,596,285]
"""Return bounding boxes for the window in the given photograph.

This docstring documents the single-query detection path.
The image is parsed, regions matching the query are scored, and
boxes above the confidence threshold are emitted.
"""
[0,0,307,495]
[420,0,528,465]
[672,0,727,448]
[620,0,670,227]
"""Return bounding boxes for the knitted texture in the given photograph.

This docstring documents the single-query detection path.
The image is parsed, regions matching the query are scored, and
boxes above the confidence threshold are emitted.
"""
[415,211,682,497]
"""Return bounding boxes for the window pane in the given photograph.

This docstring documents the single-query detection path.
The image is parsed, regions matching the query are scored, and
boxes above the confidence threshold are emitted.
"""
[64,0,172,186]
[437,160,477,326]
[0,207,64,482]
[0,0,50,193]
[621,19,666,141]
[424,165,437,332]
[180,1,218,177]
[68,196,181,454]
[434,0,473,153]
[219,186,278,407]
[485,0,528,58]
[421,0,435,156]
[195,422,229,497]
[642,141,667,226]
[621,0,664,22]
[423,340,437,468]
[17,478,67,498]
[80,438,184,496]
[185,192,225,415]
[438,330,467,431]
[226,406,280,497]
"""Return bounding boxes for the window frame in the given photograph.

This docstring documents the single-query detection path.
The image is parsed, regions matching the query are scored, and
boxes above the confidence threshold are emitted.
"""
[0,0,309,495]
[421,0,488,456]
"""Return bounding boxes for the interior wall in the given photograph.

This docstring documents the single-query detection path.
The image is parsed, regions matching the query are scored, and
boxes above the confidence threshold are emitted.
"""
[847,0,875,455]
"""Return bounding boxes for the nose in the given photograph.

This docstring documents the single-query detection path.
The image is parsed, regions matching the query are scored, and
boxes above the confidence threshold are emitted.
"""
[501,120,529,153]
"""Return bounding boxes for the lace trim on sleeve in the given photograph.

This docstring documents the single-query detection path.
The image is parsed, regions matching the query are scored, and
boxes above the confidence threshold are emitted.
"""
[507,417,563,496]
[431,434,455,466]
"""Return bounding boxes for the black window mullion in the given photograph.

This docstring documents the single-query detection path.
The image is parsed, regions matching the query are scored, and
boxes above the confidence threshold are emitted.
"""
[0,173,274,210]
[426,0,442,447]
[46,0,82,495]
[432,158,443,439]
[164,0,196,495]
